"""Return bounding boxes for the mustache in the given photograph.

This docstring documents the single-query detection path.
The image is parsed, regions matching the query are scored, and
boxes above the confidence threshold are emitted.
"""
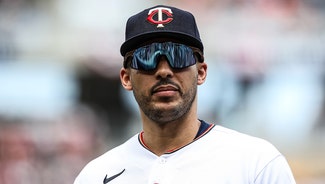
[150,78,180,94]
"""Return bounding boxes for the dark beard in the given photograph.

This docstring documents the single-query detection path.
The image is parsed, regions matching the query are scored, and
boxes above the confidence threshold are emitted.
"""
[133,77,197,125]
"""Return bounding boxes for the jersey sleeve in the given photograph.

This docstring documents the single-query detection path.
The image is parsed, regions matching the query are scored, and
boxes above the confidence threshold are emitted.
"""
[254,155,296,184]
[73,167,93,184]
[73,175,81,184]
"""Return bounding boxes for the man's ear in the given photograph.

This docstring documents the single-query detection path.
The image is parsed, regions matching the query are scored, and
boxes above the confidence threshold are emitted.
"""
[120,68,133,90]
[197,62,207,85]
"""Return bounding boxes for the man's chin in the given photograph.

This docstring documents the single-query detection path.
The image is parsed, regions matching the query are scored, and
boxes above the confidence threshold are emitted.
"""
[148,108,183,124]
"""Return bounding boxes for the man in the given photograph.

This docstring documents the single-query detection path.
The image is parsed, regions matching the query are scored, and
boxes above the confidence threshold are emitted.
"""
[74,5,296,183]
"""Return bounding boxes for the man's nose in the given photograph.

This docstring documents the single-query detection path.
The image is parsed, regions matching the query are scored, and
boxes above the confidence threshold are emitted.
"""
[155,56,173,79]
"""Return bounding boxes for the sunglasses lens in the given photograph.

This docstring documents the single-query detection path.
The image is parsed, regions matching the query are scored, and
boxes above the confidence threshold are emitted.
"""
[131,42,196,71]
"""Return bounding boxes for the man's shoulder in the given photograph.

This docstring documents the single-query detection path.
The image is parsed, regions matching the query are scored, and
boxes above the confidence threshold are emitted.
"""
[88,134,139,166]
[206,125,280,155]
[74,134,140,184]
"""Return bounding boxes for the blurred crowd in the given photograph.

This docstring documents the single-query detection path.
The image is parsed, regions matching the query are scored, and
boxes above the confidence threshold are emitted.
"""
[0,107,109,184]
[0,0,325,183]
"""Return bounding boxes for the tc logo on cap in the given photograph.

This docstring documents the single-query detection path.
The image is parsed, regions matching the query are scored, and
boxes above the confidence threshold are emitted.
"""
[147,7,173,28]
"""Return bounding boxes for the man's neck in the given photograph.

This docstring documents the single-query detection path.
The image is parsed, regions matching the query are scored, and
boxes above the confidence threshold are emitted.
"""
[141,117,201,156]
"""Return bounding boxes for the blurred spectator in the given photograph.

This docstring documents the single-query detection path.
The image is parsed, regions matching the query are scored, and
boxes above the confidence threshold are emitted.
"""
[0,121,39,184]
[0,106,108,184]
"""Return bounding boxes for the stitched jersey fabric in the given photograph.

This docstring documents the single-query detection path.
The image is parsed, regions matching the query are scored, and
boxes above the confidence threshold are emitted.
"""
[74,124,296,184]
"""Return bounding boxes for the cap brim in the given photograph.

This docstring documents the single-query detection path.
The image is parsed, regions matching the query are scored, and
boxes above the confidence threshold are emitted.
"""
[120,31,203,56]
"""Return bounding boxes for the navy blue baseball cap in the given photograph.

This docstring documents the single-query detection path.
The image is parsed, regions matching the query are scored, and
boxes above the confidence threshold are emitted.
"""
[120,5,204,56]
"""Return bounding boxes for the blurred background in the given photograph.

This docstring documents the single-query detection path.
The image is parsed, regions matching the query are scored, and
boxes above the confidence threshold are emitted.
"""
[0,0,324,183]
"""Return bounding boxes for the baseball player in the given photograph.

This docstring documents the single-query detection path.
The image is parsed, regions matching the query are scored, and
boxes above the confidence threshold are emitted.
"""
[74,5,296,183]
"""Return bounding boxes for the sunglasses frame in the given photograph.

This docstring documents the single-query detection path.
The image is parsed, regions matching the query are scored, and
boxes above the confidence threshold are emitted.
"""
[123,42,204,71]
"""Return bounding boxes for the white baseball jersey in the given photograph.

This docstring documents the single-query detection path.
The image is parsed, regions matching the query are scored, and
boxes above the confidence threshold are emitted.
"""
[74,122,296,184]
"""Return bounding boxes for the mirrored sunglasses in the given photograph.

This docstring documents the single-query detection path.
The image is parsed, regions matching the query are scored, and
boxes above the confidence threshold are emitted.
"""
[125,42,201,71]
